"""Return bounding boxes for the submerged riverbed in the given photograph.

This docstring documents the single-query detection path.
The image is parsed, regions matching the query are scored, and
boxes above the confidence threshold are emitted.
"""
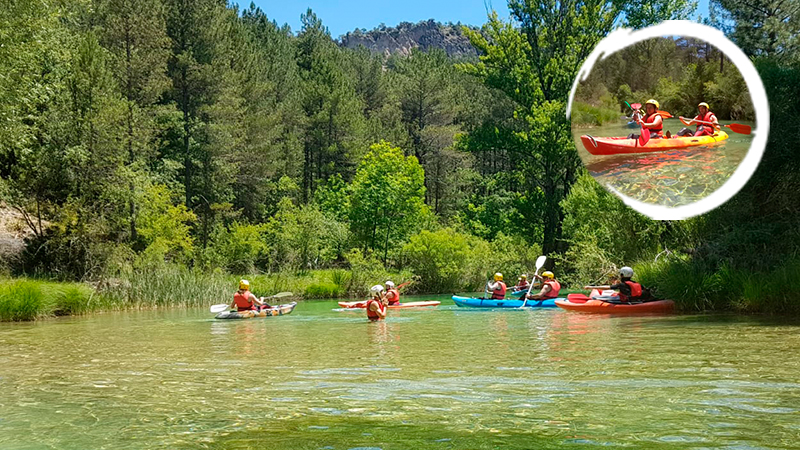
[2,294,799,449]
[573,120,755,207]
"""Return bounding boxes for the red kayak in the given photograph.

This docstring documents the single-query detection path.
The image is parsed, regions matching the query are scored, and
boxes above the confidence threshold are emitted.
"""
[556,292,674,314]
[337,301,441,309]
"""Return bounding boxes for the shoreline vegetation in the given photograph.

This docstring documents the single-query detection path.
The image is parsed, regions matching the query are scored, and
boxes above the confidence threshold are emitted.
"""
[2,2,799,321]
[3,253,800,321]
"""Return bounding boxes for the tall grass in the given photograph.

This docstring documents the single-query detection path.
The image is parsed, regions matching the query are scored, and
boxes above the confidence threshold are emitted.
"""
[572,101,622,126]
[0,278,96,321]
[634,256,800,314]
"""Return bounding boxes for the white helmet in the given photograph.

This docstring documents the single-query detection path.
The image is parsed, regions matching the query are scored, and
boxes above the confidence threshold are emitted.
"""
[620,266,634,278]
[385,280,395,288]
[370,285,385,295]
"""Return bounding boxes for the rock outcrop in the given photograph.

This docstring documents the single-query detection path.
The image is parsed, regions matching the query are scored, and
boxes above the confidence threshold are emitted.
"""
[340,19,479,59]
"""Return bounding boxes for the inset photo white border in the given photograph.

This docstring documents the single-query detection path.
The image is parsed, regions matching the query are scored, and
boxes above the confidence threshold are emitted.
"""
[567,21,769,220]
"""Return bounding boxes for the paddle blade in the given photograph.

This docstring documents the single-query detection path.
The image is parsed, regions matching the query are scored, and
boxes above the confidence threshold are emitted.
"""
[210,304,230,313]
[657,110,673,118]
[535,255,547,271]
[567,293,590,302]
[630,103,641,110]
[639,125,650,146]
[726,123,751,135]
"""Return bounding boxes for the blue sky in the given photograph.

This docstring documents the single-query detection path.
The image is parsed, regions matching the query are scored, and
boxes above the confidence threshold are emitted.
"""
[247,0,710,38]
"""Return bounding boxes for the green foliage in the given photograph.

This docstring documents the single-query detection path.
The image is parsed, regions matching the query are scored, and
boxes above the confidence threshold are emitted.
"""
[349,141,428,262]
[304,282,344,299]
[560,173,672,286]
[401,228,482,292]
[209,222,268,274]
[571,101,622,126]
[137,185,196,263]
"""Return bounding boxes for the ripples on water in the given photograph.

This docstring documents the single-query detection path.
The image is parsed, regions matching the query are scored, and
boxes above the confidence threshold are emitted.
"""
[1,299,799,449]
[573,120,755,207]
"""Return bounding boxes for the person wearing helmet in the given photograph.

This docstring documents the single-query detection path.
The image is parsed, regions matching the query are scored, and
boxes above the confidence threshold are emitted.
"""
[487,273,507,300]
[525,271,561,300]
[584,266,645,303]
[627,99,664,140]
[366,284,388,321]
[384,281,400,306]
[229,279,265,312]
[513,274,530,292]
[677,102,719,137]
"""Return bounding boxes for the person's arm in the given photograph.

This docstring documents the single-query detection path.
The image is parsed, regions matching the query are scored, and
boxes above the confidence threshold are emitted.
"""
[528,284,551,300]
[679,116,692,126]
[251,293,264,306]
[710,114,720,129]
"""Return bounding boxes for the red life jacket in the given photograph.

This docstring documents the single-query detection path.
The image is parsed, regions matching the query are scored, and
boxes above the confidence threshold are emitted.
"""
[695,111,715,135]
[517,280,529,290]
[643,112,663,135]
[233,290,256,311]
[491,281,507,299]
[542,280,561,298]
[366,298,386,321]
[619,281,643,302]
[385,288,400,305]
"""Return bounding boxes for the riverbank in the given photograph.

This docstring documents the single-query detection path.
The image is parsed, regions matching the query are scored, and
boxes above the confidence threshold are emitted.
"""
[3,255,800,321]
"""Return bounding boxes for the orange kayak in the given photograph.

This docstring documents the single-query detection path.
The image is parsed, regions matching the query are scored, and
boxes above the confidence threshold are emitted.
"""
[580,131,728,155]
[555,298,675,314]
[337,301,440,309]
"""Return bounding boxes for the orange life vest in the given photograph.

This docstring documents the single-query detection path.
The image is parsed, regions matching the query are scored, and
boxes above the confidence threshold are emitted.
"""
[366,298,386,321]
[542,280,561,298]
[643,112,663,135]
[234,290,256,311]
[619,281,643,302]
[385,288,400,305]
[695,111,715,135]
[491,281,507,300]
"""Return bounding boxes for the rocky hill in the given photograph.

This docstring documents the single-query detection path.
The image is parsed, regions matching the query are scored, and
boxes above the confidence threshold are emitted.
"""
[339,20,479,59]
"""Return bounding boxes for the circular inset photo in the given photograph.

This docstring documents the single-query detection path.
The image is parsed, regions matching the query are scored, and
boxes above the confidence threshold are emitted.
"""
[568,23,768,219]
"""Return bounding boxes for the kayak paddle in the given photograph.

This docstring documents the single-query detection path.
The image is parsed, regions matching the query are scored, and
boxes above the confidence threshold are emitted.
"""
[639,122,650,146]
[630,103,641,111]
[209,291,293,313]
[520,255,547,309]
[657,110,673,119]
[683,117,751,135]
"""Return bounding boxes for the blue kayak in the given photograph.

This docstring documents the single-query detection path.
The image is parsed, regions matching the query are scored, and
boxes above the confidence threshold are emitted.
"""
[452,295,561,308]
[627,121,639,128]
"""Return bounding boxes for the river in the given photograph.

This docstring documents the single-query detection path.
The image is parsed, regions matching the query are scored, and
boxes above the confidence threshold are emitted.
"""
[572,119,755,207]
[2,294,799,449]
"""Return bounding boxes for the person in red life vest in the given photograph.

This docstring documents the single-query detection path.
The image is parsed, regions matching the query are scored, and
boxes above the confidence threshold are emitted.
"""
[584,266,644,303]
[384,280,400,306]
[486,273,507,299]
[676,102,719,137]
[626,99,664,140]
[229,279,265,312]
[366,284,388,321]
[513,274,530,291]
[525,271,561,300]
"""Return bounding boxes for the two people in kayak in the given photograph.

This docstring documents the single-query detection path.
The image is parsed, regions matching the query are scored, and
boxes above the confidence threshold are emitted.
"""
[230,279,270,312]
[366,281,400,321]
[627,100,718,140]
[584,266,653,303]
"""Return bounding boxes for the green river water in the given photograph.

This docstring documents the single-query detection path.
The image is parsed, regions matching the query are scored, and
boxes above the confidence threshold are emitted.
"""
[2,294,799,449]
[573,119,755,207]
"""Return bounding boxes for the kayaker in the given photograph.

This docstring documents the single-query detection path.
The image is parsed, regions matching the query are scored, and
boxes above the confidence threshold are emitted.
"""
[513,274,530,291]
[584,266,645,303]
[677,102,719,137]
[525,271,561,300]
[486,273,507,299]
[366,284,388,321]
[384,281,400,305]
[627,99,664,140]
[230,279,265,312]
